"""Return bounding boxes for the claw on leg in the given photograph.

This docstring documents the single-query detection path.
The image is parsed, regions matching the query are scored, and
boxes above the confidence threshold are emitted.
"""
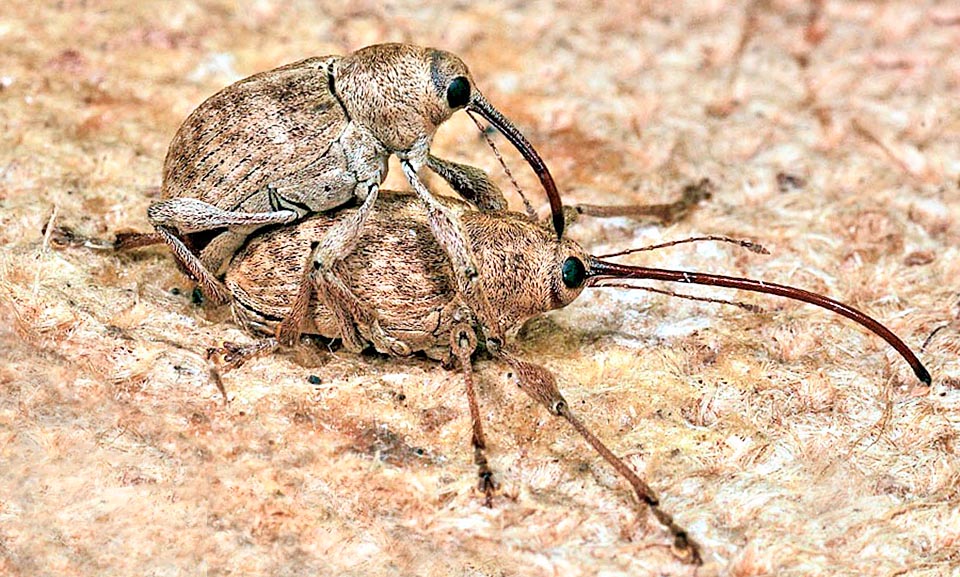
[45,224,134,250]
[205,338,279,404]
[207,339,279,372]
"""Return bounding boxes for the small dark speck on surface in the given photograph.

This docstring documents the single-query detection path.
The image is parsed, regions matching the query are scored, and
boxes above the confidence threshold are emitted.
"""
[776,172,806,192]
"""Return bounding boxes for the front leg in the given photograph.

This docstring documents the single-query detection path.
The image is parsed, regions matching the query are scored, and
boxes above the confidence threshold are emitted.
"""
[426,155,507,212]
[401,161,504,346]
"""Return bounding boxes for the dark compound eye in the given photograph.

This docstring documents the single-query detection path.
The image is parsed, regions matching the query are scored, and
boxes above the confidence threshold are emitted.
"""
[446,76,471,109]
[561,256,586,289]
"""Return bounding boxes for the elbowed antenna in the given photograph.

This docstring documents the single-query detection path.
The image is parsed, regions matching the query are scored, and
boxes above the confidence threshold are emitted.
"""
[468,92,565,239]
[586,257,932,386]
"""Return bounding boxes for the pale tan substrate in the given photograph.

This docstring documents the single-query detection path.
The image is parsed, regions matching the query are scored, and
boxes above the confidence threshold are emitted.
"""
[1,1,958,576]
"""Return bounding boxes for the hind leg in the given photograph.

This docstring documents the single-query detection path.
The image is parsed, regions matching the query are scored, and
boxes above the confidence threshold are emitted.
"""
[148,198,299,304]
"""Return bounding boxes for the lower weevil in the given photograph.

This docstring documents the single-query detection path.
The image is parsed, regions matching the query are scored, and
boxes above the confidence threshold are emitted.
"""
[210,189,930,565]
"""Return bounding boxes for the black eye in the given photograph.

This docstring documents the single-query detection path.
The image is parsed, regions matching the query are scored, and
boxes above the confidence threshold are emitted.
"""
[446,76,471,109]
[561,257,586,289]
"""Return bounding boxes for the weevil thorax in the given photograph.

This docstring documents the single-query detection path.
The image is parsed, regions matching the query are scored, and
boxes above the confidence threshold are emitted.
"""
[464,212,590,330]
[334,44,473,160]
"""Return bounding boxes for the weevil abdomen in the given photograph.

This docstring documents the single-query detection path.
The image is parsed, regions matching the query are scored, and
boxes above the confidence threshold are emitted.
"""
[227,193,463,355]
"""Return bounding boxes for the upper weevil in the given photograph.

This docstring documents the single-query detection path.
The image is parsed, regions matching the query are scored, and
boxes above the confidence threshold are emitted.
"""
[145,43,563,351]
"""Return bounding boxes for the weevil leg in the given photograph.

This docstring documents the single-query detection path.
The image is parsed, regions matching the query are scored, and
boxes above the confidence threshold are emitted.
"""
[206,338,279,404]
[426,155,507,213]
[401,161,504,346]
[281,181,378,351]
[148,198,300,305]
[208,338,280,372]
[197,229,253,277]
[153,225,232,304]
[45,224,141,251]
[450,321,497,506]
[148,197,299,233]
[497,349,703,566]
[562,178,714,229]
[43,224,236,307]
[274,240,322,347]
[272,183,408,356]
[113,231,164,250]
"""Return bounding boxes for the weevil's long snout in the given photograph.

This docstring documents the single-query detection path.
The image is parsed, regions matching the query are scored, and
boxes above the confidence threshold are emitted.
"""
[468,92,564,239]
[585,257,932,386]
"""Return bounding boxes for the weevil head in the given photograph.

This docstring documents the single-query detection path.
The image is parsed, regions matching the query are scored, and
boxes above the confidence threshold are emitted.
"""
[336,44,565,238]
[464,212,589,330]
[335,44,474,156]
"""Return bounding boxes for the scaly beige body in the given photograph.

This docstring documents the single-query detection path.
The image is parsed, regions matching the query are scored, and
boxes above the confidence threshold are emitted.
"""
[148,43,563,353]
[225,192,587,359]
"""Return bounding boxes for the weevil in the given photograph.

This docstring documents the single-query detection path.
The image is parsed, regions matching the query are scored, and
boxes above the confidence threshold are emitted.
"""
[210,190,930,565]
[145,42,563,353]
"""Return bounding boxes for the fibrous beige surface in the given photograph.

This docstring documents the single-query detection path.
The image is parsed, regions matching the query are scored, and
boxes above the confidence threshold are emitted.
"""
[1,1,959,576]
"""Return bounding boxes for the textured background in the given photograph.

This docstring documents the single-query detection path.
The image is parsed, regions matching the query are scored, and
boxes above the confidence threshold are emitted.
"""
[2,1,959,575]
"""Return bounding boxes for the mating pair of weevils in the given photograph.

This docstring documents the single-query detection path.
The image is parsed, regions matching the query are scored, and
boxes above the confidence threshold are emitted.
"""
[112,43,930,565]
